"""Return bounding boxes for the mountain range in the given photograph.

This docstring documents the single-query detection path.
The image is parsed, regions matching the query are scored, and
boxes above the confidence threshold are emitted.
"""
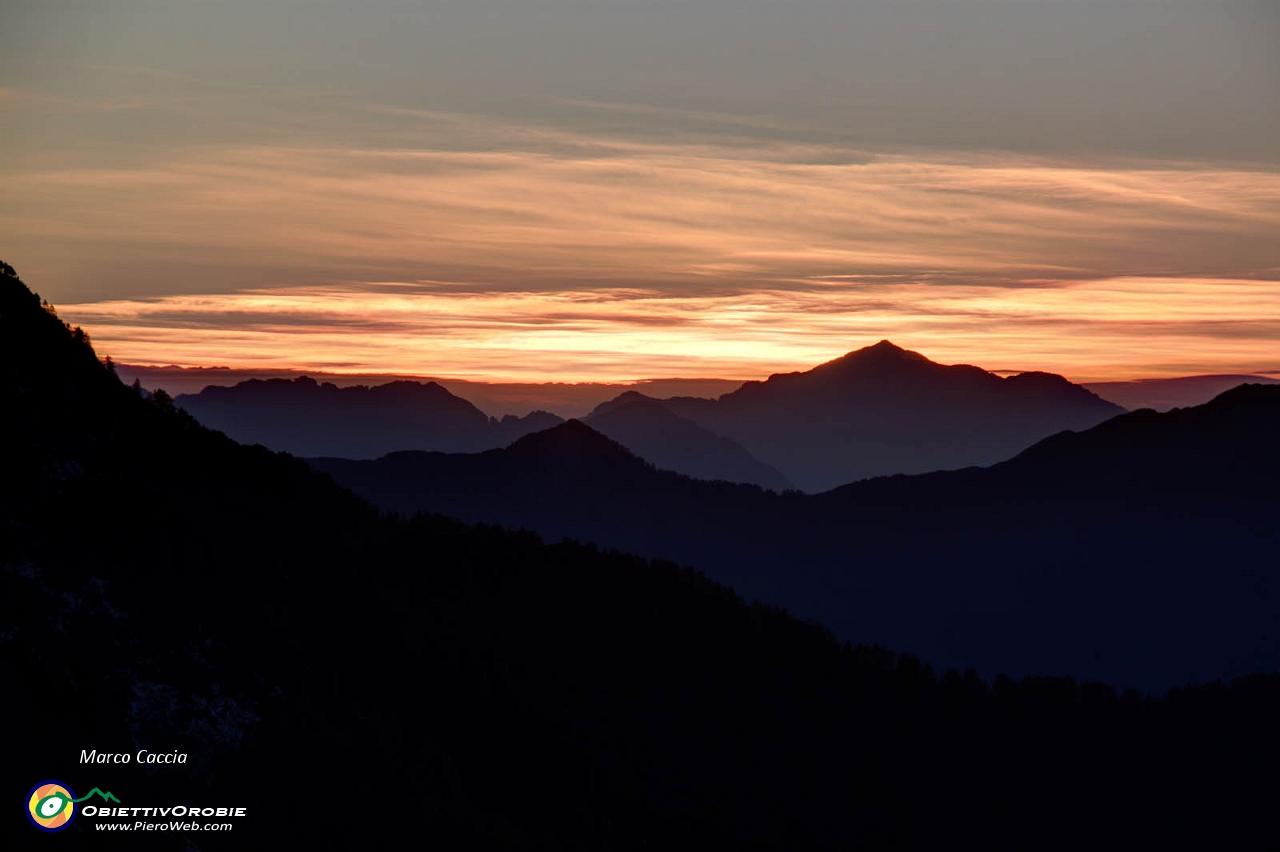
[654,341,1125,491]
[175,340,1125,491]
[175,376,563,457]
[584,391,792,490]
[312,384,1279,692]
[119,362,741,417]
[6,262,1280,847]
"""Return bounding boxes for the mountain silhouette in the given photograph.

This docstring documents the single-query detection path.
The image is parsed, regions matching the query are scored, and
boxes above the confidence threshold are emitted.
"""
[175,377,562,457]
[583,391,792,489]
[315,386,1279,691]
[7,260,1280,848]
[658,340,1125,491]
[122,362,742,417]
[1083,373,1280,412]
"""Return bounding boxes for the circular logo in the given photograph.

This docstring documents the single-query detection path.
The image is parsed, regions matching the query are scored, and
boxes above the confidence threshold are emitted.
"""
[27,781,76,832]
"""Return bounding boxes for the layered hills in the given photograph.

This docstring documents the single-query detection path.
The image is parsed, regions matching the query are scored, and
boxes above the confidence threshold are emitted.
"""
[7,261,1278,847]
[313,385,1279,691]
[173,340,1125,491]
[175,377,562,457]
[658,340,1126,491]
[584,391,792,490]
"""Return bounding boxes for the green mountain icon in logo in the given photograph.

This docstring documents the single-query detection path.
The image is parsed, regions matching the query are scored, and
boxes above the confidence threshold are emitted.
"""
[72,788,121,804]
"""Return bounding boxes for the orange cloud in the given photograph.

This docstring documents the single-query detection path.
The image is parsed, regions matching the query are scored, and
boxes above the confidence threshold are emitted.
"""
[5,110,1278,379]
[56,277,1279,381]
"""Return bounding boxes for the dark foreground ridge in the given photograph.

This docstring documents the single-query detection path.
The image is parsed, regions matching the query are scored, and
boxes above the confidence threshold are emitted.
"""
[3,261,1278,848]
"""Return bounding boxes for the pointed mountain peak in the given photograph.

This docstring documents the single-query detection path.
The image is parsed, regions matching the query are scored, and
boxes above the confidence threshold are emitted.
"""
[850,340,931,361]
[613,390,654,403]
[806,340,936,377]
[506,418,641,460]
[587,390,664,418]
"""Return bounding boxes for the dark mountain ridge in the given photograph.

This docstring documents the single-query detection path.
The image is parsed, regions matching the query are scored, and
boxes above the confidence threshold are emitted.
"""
[179,375,791,489]
[660,340,1125,491]
[170,341,1122,490]
[1083,373,1280,412]
[121,362,742,417]
[175,375,562,457]
[315,386,1279,691]
[583,392,793,490]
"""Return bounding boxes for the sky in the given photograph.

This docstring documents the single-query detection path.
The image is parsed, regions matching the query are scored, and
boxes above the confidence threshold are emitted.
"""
[2,0,1278,381]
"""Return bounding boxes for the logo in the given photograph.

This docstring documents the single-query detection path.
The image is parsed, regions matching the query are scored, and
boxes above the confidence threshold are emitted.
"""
[26,782,120,832]
[26,781,76,832]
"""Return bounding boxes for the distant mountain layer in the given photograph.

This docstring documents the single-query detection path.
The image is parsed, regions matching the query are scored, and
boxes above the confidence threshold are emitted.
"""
[120,363,742,418]
[584,392,792,490]
[313,384,1280,692]
[656,341,1125,492]
[121,360,1280,421]
[1084,374,1280,412]
[175,377,563,457]
[175,377,789,488]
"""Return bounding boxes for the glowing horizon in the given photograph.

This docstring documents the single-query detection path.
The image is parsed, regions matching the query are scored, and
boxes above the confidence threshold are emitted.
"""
[53,273,1280,383]
[4,2,1278,383]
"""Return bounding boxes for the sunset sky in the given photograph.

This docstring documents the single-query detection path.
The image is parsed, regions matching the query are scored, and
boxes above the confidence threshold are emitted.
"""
[3,0,1277,381]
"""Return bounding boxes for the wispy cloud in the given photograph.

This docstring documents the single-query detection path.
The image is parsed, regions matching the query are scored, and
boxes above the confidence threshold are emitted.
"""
[5,106,1278,379]
[10,139,1280,282]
